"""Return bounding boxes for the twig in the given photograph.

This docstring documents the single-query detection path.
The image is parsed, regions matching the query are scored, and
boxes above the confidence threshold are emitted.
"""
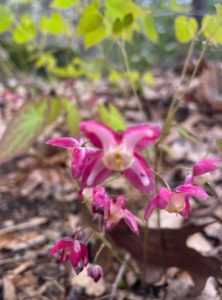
[109,253,130,300]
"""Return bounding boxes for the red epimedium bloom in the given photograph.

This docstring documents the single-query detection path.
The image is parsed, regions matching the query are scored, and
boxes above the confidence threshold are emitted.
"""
[80,120,161,194]
[144,184,209,219]
[50,237,88,274]
[82,187,139,236]
[186,158,221,185]
[46,137,95,179]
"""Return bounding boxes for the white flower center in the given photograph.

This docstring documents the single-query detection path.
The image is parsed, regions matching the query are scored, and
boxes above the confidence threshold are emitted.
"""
[165,193,186,214]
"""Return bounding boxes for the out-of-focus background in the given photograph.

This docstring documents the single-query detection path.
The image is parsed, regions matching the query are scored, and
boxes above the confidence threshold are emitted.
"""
[1,0,222,299]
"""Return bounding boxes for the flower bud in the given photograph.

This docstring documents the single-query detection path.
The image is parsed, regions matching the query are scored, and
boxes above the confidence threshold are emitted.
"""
[87,265,103,282]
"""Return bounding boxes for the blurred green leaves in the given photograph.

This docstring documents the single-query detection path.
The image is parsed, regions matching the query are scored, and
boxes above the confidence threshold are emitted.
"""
[13,15,36,43]
[175,16,198,43]
[0,5,13,34]
[40,12,70,36]
[51,0,78,9]
[98,103,126,131]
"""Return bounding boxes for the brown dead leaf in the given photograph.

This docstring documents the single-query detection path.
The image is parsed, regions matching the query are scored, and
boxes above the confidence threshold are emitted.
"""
[110,222,222,295]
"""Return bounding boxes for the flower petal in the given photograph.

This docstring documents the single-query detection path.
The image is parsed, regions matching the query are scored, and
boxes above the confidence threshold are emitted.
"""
[122,124,161,153]
[179,197,191,218]
[123,209,139,236]
[71,147,87,179]
[175,184,209,199]
[46,137,81,149]
[123,153,155,194]
[144,195,159,219]
[81,152,112,187]
[49,238,73,256]
[193,158,221,176]
[80,120,120,150]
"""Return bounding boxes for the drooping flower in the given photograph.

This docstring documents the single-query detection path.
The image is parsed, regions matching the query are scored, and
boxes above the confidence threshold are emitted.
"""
[186,158,221,185]
[80,120,161,194]
[87,264,103,282]
[46,137,95,179]
[144,184,209,219]
[82,187,139,236]
[50,237,88,274]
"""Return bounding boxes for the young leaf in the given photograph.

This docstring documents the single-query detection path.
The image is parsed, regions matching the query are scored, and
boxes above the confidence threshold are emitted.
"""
[46,97,61,125]
[202,15,222,44]
[175,15,198,43]
[98,103,126,131]
[0,5,13,34]
[141,14,159,43]
[113,18,123,35]
[84,27,107,48]
[13,15,36,43]
[0,101,48,164]
[77,0,102,36]
[105,0,142,21]
[40,12,70,36]
[123,13,134,29]
[62,98,81,135]
[51,0,78,9]
[143,71,154,86]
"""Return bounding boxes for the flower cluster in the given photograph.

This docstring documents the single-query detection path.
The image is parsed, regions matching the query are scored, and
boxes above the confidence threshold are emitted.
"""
[47,120,221,283]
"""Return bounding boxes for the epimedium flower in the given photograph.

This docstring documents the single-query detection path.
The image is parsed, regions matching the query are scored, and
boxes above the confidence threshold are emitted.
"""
[80,120,161,194]
[87,264,103,282]
[144,184,209,219]
[50,237,88,274]
[82,187,139,236]
[186,158,221,186]
[46,137,95,179]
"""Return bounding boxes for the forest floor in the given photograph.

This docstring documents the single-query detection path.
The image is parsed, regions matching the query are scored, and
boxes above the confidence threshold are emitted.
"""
[0,60,222,300]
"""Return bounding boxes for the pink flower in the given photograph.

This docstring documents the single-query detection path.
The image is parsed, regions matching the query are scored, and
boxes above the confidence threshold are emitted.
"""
[82,187,139,236]
[186,158,221,185]
[50,237,88,274]
[105,195,139,236]
[46,137,95,179]
[87,264,103,282]
[144,184,209,219]
[80,120,161,194]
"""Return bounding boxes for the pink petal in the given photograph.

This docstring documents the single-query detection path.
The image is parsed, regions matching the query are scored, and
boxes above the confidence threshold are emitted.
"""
[46,137,81,149]
[184,173,193,184]
[81,152,112,187]
[144,187,172,219]
[193,158,221,176]
[80,243,89,266]
[123,153,155,194]
[49,238,73,256]
[71,147,87,179]
[113,195,126,209]
[122,124,161,153]
[175,184,209,199]
[123,209,139,236]
[179,197,191,218]
[80,120,120,150]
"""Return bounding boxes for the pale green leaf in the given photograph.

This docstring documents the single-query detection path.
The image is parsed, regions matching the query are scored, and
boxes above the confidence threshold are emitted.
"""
[62,99,81,135]
[40,12,70,36]
[105,0,142,21]
[0,101,48,164]
[51,0,78,9]
[46,97,61,125]
[113,18,123,35]
[0,5,13,34]
[77,0,102,36]
[143,71,154,86]
[35,52,56,70]
[13,15,36,43]
[141,14,159,43]
[202,14,222,44]
[108,69,122,83]
[98,103,126,131]
[84,27,107,48]
[175,15,198,43]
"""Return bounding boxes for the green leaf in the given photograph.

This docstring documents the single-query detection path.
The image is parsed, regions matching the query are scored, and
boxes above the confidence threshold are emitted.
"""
[175,15,198,43]
[177,127,196,144]
[98,103,126,131]
[216,4,222,20]
[77,0,102,36]
[123,13,134,29]
[113,18,123,35]
[202,14,222,44]
[141,14,159,43]
[0,101,48,164]
[62,99,81,135]
[13,15,36,44]
[216,139,222,152]
[46,97,61,125]
[40,12,70,36]
[0,5,13,34]
[143,71,154,86]
[84,27,107,48]
[35,52,56,70]
[108,69,122,83]
[51,0,78,9]
[105,0,142,21]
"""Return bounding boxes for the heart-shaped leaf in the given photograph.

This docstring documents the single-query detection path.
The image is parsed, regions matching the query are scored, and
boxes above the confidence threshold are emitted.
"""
[13,15,36,43]
[0,5,13,34]
[175,15,198,43]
